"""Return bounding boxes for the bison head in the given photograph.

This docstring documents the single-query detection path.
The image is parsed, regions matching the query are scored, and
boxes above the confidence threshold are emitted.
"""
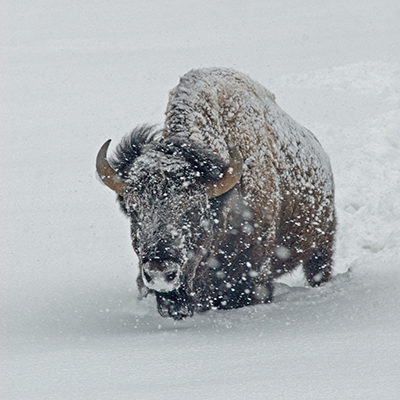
[96,126,242,295]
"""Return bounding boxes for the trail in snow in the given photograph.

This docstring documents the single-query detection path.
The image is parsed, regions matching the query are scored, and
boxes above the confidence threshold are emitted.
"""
[1,1,400,399]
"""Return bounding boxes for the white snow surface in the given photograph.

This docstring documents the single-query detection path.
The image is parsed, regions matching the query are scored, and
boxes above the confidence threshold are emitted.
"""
[1,1,400,399]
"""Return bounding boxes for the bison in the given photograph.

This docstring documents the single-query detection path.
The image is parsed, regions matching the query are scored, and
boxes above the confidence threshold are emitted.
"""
[96,68,336,320]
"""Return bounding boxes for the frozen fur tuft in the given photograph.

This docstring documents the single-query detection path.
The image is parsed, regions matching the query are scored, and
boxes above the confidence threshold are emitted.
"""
[111,125,162,179]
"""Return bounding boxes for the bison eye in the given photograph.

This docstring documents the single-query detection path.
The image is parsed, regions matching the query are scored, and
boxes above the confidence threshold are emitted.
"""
[185,205,202,222]
[141,256,149,264]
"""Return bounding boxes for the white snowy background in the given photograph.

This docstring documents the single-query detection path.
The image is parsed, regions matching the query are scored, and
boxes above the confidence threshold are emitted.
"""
[1,1,400,399]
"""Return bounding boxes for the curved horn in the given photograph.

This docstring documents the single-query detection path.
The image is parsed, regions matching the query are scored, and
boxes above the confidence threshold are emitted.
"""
[206,143,243,198]
[96,140,125,196]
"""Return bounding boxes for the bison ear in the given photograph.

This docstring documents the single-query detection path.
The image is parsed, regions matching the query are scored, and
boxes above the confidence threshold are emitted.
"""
[206,143,243,198]
[96,140,125,196]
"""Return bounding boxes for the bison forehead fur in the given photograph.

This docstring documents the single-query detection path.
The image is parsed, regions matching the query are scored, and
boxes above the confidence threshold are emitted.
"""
[98,68,336,320]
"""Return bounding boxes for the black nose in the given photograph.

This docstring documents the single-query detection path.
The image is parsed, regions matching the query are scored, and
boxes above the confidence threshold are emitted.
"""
[165,270,177,282]
[142,263,180,291]
[143,268,178,283]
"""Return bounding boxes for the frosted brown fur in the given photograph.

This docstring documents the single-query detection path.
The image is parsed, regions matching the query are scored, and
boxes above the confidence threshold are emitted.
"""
[164,69,335,280]
[97,68,336,320]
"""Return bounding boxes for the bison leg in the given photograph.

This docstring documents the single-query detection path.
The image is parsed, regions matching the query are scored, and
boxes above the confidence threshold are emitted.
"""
[136,273,150,299]
[303,249,332,287]
[155,288,194,320]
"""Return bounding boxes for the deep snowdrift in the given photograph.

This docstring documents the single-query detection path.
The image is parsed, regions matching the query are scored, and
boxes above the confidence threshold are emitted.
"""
[2,1,399,399]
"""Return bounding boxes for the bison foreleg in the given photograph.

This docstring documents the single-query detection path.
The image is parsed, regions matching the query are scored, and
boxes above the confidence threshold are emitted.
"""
[136,273,150,299]
[155,288,194,320]
[303,249,332,287]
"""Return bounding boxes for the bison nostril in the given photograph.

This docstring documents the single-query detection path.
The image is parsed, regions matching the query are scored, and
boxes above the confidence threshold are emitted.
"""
[165,271,177,282]
[143,270,152,283]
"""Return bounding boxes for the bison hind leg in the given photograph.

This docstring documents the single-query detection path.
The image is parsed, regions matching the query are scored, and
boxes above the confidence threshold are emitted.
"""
[304,249,332,287]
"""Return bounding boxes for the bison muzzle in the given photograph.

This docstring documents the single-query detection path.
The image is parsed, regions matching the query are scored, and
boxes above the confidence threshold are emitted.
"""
[96,68,336,320]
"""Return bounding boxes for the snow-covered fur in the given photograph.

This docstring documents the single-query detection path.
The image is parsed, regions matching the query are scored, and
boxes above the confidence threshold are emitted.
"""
[111,68,336,320]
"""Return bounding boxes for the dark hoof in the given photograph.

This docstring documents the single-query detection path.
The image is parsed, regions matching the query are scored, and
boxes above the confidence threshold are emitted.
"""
[156,289,194,320]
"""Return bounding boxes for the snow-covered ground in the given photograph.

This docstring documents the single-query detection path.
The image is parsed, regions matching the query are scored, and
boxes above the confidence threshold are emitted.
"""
[1,1,400,399]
